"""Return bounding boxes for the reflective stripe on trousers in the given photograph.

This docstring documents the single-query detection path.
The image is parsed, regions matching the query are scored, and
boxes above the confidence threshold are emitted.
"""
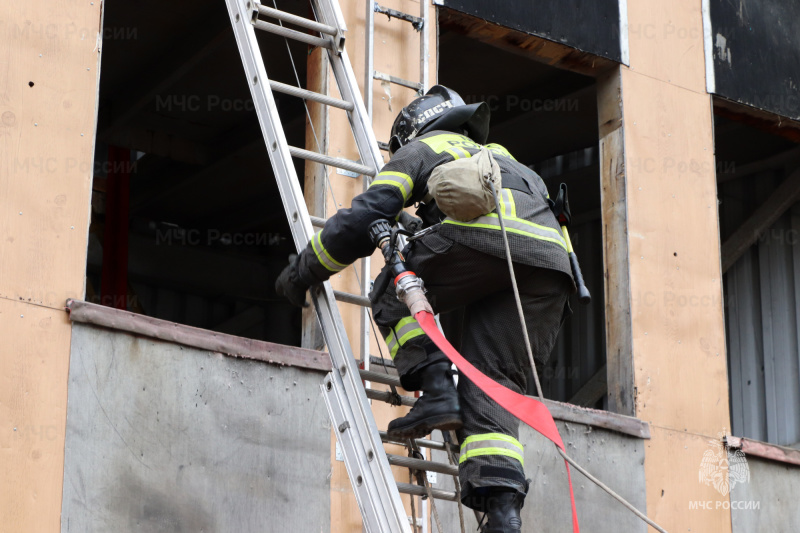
[384,316,426,359]
[460,433,525,466]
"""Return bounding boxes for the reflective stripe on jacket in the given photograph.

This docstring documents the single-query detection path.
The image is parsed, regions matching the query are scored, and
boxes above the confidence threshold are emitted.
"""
[296,130,572,286]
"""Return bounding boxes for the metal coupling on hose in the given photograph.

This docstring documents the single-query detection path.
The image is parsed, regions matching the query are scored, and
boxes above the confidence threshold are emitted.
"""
[394,272,433,316]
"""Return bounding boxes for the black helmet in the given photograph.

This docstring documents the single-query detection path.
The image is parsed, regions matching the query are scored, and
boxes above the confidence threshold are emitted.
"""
[388,85,490,155]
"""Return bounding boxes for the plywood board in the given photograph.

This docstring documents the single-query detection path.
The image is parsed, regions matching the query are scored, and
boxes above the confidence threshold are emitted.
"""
[644,427,732,532]
[621,68,729,435]
[0,1,102,308]
[626,0,707,94]
[0,299,72,533]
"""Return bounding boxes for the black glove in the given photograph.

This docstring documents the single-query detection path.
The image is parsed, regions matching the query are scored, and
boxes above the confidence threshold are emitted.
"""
[275,256,310,308]
[399,211,424,233]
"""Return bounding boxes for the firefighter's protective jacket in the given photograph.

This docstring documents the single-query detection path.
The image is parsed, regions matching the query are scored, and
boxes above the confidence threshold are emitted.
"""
[296,131,573,286]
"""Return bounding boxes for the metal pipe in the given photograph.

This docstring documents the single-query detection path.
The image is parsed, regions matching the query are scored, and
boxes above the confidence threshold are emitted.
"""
[365,387,416,407]
[359,368,401,387]
[333,290,372,307]
[269,80,353,111]
[256,4,338,35]
[396,482,457,502]
[387,454,458,477]
[253,20,330,49]
[288,146,376,177]
[379,431,458,454]
[373,71,424,92]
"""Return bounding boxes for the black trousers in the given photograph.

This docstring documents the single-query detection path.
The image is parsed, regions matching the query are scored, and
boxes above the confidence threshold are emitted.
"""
[370,227,572,508]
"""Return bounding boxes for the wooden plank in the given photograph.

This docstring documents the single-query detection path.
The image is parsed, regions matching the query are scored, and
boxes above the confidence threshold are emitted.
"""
[726,435,800,467]
[0,299,73,532]
[713,97,800,145]
[66,299,332,372]
[568,363,608,407]
[0,1,101,309]
[721,168,800,273]
[717,145,800,184]
[301,46,329,353]
[596,68,635,416]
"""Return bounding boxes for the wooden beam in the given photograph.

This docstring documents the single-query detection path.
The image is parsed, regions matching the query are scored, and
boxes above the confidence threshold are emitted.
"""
[568,363,608,407]
[66,299,332,372]
[596,68,635,416]
[721,168,800,273]
[714,96,800,145]
[717,145,800,184]
[301,47,329,353]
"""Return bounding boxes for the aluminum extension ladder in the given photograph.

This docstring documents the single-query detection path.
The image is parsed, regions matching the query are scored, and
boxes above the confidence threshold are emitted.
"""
[223,1,457,531]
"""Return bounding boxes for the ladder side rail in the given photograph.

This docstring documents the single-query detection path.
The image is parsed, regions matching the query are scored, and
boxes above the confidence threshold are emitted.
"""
[224,1,409,531]
[322,375,407,533]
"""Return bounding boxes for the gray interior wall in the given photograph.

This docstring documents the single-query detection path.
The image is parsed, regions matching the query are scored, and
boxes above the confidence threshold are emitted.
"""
[61,323,330,533]
[546,218,606,405]
[431,421,646,532]
[730,456,800,531]
[721,172,800,446]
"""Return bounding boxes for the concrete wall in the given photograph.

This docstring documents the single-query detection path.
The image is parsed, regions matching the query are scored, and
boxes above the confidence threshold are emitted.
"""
[730,457,800,531]
[432,422,648,532]
[61,323,330,532]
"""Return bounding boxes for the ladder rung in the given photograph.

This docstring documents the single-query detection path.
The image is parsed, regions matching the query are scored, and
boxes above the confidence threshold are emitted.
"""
[369,355,396,370]
[396,482,458,502]
[374,4,424,31]
[269,80,354,111]
[289,146,377,177]
[360,368,401,387]
[253,19,332,49]
[380,432,459,454]
[334,290,371,307]
[373,71,424,92]
[365,387,416,407]
[310,215,326,228]
[257,4,338,37]
[387,454,458,477]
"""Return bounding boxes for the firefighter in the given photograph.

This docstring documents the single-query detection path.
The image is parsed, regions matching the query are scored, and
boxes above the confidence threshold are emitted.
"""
[276,85,574,532]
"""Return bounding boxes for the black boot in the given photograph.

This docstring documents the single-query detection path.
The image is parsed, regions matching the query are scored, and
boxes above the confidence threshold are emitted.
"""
[386,361,462,439]
[479,490,524,533]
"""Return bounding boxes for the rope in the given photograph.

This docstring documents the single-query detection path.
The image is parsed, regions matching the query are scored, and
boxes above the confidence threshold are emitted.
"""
[408,468,419,533]
[488,183,669,533]
[423,475,444,533]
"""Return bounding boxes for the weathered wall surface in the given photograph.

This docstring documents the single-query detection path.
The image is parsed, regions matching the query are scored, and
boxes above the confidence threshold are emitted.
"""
[730,457,800,531]
[432,423,648,532]
[0,1,102,531]
[706,0,800,121]
[61,323,331,532]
